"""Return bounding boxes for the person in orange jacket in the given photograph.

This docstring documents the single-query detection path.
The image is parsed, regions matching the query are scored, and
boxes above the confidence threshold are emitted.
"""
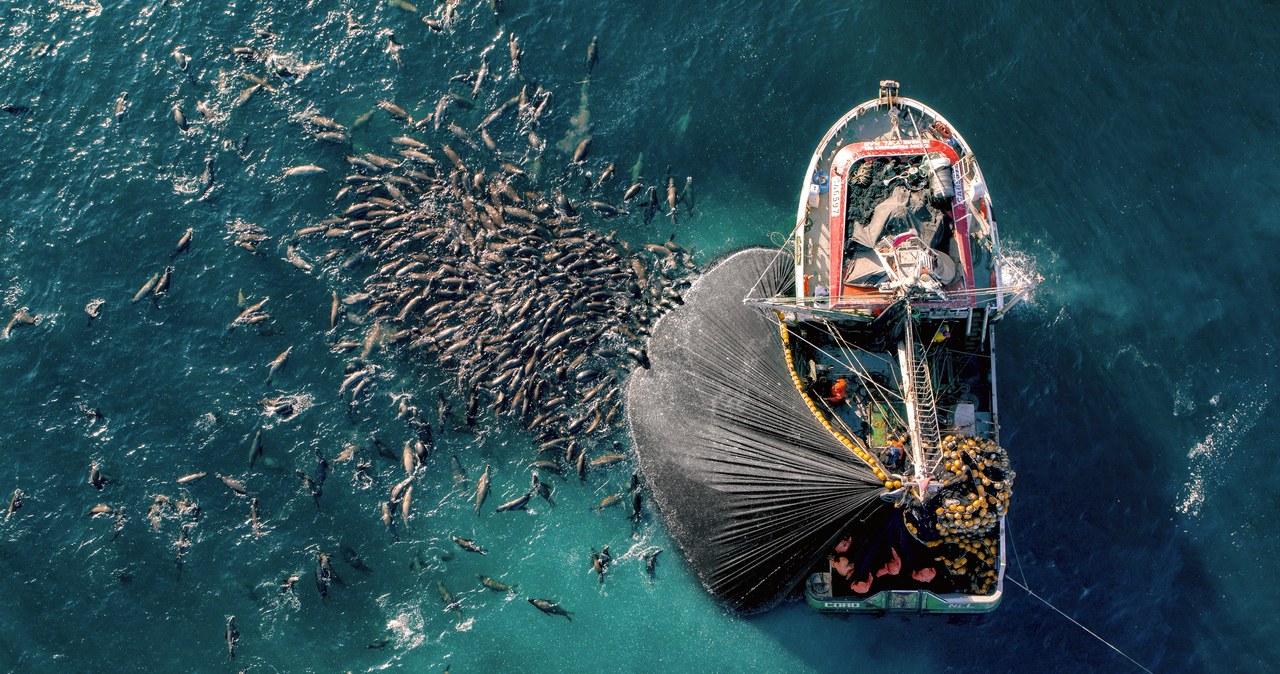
[824,377,848,405]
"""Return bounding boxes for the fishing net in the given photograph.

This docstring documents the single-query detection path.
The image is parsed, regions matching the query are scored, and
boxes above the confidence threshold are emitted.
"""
[627,248,887,613]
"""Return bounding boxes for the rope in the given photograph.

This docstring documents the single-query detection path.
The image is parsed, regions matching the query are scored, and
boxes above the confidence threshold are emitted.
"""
[1007,522,1154,674]
[1008,517,1029,587]
[1006,578,1155,674]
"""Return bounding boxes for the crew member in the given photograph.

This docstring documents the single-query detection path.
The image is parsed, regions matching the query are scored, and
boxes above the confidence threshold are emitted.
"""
[882,438,904,470]
[824,377,848,405]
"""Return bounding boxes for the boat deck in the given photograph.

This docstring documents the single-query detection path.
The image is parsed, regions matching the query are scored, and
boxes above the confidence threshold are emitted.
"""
[794,94,1001,319]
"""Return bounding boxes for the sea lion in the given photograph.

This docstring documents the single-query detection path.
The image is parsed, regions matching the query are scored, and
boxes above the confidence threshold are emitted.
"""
[508,33,522,76]
[249,498,264,536]
[296,469,322,508]
[284,164,327,177]
[528,598,572,621]
[147,494,170,531]
[590,548,606,583]
[529,460,561,476]
[451,535,486,554]
[234,82,265,108]
[316,551,336,600]
[666,174,678,222]
[530,472,554,506]
[585,36,598,74]
[436,579,454,605]
[131,274,159,303]
[173,227,193,256]
[589,453,627,467]
[229,297,269,329]
[477,574,514,592]
[225,616,239,660]
[377,100,413,125]
[2,307,38,338]
[643,548,662,577]
[216,474,247,496]
[113,91,128,119]
[330,291,342,329]
[309,115,345,132]
[473,464,490,513]
[401,440,416,475]
[152,266,172,299]
[596,163,615,186]
[247,430,264,469]
[88,461,105,490]
[5,489,21,521]
[380,500,394,532]
[495,492,530,512]
[265,347,291,385]
[400,485,413,523]
[572,137,591,164]
[85,298,105,325]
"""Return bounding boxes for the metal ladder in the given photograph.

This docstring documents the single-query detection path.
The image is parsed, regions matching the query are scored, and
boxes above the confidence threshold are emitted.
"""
[910,351,943,474]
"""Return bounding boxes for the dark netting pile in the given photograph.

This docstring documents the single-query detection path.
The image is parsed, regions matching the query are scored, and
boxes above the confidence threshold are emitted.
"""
[626,248,887,614]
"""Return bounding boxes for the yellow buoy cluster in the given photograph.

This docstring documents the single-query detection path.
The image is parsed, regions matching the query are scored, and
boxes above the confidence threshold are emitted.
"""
[778,319,895,488]
[935,534,1001,594]
[930,434,1014,594]
[933,435,1013,538]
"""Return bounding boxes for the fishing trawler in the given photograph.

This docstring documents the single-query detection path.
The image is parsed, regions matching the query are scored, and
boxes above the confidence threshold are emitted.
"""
[747,82,1034,613]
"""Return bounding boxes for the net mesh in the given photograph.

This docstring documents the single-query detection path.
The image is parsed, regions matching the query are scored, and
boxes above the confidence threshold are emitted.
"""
[627,248,887,613]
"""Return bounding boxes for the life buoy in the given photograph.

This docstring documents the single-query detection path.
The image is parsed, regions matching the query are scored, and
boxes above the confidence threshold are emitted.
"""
[932,121,952,140]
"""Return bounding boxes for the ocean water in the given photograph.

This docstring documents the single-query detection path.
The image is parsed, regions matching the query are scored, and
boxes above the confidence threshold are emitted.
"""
[1,1,1278,672]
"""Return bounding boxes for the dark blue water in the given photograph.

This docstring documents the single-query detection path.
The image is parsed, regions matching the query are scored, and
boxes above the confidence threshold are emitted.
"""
[2,1,1277,671]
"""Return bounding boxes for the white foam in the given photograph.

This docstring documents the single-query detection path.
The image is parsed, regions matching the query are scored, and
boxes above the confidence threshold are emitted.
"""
[1177,384,1269,518]
[995,245,1043,308]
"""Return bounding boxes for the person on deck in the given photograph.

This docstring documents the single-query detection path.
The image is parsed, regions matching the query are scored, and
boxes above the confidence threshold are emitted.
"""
[875,548,902,577]
[911,567,937,583]
[824,377,848,405]
[882,439,904,470]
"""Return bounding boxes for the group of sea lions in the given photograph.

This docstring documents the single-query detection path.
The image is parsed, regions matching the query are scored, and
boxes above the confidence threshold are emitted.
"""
[2,3,697,662]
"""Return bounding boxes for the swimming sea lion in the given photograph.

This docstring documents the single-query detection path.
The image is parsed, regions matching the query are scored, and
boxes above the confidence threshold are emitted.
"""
[528,597,572,621]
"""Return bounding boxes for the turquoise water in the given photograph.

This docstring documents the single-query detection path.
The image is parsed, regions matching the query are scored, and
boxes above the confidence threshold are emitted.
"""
[2,1,1278,671]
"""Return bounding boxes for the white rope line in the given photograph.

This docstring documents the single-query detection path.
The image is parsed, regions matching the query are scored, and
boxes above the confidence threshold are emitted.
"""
[1006,577,1155,674]
[1007,520,1154,674]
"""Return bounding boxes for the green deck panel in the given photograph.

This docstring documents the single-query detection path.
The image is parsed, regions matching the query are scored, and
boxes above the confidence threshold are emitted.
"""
[870,406,888,447]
